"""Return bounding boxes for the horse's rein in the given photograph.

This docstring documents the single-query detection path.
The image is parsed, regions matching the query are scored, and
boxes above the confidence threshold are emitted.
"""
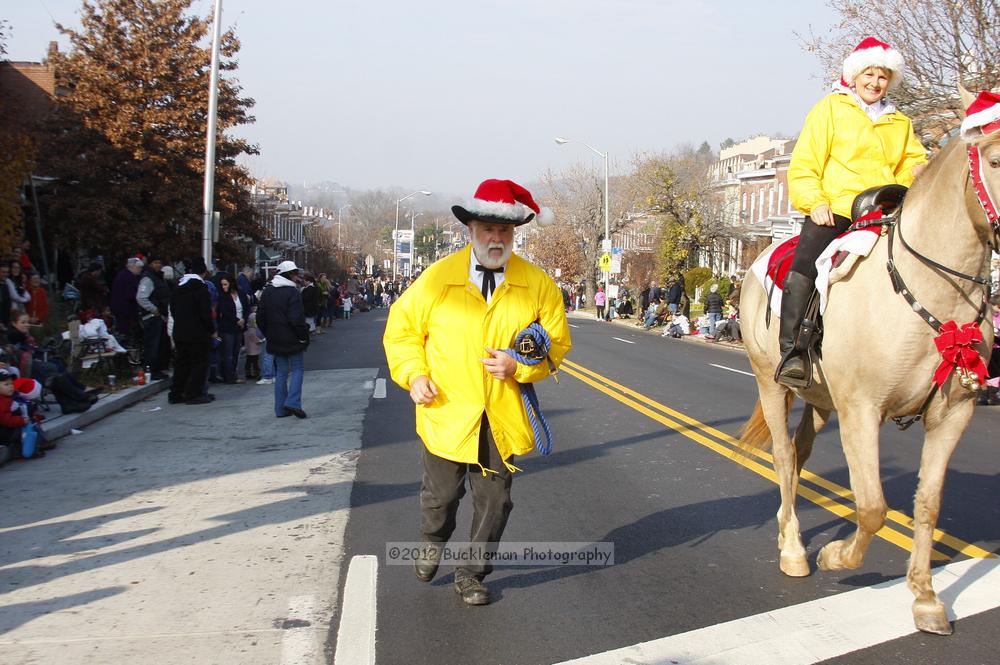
[850,152,999,428]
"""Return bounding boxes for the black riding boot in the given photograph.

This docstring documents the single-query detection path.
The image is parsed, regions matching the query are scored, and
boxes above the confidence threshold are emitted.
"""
[776,271,815,385]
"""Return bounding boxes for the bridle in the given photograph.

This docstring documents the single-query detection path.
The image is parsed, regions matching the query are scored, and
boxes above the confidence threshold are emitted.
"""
[850,142,999,428]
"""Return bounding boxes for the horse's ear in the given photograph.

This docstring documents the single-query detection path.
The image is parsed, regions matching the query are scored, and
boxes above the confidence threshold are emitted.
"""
[958,82,976,117]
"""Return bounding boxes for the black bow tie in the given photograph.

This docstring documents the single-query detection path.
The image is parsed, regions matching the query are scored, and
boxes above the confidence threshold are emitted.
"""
[475,265,504,300]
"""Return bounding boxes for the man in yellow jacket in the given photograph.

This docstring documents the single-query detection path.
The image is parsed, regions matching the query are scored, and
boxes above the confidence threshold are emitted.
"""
[383,178,571,605]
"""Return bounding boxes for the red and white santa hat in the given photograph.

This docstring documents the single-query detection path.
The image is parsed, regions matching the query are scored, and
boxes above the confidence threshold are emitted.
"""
[13,378,41,401]
[840,37,905,91]
[452,179,554,227]
[960,90,1000,141]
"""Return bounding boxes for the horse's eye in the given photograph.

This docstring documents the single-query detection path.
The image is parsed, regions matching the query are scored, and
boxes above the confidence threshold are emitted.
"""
[990,158,1000,169]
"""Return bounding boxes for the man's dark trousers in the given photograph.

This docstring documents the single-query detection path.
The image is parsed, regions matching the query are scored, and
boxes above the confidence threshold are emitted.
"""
[141,315,164,372]
[419,417,513,581]
[169,341,210,400]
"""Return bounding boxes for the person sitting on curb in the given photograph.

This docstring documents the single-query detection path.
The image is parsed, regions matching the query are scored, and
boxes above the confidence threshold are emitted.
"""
[6,310,96,414]
[663,312,691,338]
[0,370,49,463]
[642,297,669,330]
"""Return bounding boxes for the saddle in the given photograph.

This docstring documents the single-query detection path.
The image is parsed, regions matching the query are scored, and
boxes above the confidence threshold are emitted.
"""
[769,185,908,389]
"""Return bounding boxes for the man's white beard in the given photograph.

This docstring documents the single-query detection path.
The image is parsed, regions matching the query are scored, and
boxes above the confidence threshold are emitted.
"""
[472,238,511,270]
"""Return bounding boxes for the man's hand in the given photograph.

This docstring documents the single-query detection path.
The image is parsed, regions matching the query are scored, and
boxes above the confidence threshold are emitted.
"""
[811,204,834,227]
[410,375,438,405]
[481,348,517,381]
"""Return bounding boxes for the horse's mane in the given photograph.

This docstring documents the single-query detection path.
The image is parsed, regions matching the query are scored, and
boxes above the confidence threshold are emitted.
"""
[905,135,960,202]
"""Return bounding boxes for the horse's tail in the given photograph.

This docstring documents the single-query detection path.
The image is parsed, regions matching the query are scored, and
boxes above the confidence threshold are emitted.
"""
[737,392,794,457]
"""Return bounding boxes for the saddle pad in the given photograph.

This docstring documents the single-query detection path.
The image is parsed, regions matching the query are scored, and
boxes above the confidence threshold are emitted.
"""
[750,227,881,317]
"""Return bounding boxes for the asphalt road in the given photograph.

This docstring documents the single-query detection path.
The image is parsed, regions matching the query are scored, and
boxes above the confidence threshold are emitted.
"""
[330,309,1000,665]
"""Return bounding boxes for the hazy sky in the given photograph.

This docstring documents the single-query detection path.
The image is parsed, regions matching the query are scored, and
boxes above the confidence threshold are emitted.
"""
[7,0,841,197]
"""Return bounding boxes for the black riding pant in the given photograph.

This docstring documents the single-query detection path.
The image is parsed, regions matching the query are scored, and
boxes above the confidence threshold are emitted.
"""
[789,214,853,280]
[419,416,513,580]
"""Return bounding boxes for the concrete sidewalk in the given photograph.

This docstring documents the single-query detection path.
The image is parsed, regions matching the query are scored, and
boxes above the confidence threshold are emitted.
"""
[0,367,377,665]
[39,379,169,442]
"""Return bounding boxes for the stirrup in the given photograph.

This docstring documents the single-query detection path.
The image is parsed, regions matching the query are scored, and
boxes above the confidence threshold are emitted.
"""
[775,350,812,388]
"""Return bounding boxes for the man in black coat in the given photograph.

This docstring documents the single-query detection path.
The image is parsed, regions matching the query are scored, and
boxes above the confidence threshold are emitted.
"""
[667,276,684,315]
[300,273,319,333]
[168,258,215,405]
[258,261,309,419]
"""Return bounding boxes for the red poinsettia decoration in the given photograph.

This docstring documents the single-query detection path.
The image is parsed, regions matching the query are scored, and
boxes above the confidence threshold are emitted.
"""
[932,321,989,387]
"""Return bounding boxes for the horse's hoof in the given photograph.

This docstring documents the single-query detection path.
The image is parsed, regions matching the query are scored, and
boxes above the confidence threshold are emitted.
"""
[914,600,952,635]
[817,542,848,571]
[780,553,811,577]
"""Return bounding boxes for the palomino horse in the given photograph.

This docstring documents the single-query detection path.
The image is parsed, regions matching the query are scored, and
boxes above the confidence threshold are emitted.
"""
[739,86,1000,635]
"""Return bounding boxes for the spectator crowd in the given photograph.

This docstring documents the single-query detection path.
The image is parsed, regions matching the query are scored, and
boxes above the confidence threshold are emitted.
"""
[0,242,381,468]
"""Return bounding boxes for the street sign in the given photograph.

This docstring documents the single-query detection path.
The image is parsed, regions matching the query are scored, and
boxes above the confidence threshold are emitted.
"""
[602,239,612,252]
[610,247,623,274]
[599,252,612,272]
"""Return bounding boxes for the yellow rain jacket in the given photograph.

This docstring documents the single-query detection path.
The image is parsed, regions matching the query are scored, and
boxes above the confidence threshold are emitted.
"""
[383,245,572,471]
[788,93,927,219]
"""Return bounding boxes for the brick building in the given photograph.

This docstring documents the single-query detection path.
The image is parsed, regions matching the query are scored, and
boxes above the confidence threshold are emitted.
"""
[0,42,60,130]
[706,136,805,274]
[251,181,336,272]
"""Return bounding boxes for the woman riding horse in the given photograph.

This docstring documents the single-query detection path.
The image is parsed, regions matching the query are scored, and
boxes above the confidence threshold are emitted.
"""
[777,37,928,384]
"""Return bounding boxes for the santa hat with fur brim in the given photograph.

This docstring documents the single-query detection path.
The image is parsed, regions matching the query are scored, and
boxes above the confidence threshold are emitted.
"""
[841,37,905,90]
[452,179,554,227]
[960,90,1000,141]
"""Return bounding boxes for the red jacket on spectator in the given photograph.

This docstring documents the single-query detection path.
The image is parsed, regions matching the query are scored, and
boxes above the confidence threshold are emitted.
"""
[0,394,27,429]
[26,286,49,323]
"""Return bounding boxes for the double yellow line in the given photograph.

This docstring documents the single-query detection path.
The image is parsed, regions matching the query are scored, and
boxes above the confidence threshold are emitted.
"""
[560,358,995,561]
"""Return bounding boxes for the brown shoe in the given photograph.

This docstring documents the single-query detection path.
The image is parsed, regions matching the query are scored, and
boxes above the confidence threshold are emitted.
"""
[454,576,490,606]
[414,543,443,582]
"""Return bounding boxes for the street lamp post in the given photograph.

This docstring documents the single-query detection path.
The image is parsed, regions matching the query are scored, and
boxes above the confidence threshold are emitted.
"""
[201,0,224,266]
[555,137,610,292]
[337,204,352,246]
[409,211,423,276]
[394,190,432,279]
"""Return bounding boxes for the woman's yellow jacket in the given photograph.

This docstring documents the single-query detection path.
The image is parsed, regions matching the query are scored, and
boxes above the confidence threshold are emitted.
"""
[788,93,927,219]
[383,246,572,470]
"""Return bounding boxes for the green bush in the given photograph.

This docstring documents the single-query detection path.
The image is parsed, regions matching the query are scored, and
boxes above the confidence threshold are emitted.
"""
[682,267,712,298]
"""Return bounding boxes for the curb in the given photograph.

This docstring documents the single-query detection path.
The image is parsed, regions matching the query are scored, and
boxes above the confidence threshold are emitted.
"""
[580,312,747,352]
[39,380,170,442]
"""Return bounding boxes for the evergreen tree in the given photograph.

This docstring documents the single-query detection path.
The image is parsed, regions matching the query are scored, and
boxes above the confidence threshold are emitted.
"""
[38,0,261,262]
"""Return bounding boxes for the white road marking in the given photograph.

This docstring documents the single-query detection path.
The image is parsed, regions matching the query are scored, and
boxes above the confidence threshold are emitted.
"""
[280,595,318,665]
[710,363,755,377]
[333,555,378,665]
[611,337,636,345]
[373,378,387,399]
[569,324,580,328]
[555,557,1000,665]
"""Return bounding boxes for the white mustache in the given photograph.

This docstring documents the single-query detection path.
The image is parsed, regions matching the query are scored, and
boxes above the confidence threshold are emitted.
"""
[488,243,505,251]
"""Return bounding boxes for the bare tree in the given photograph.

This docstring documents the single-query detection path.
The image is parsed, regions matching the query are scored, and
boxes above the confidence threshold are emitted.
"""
[539,161,640,304]
[524,223,585,280]
[799,0,1000,144]
[632,147,743,280]
[347,188,397,262]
